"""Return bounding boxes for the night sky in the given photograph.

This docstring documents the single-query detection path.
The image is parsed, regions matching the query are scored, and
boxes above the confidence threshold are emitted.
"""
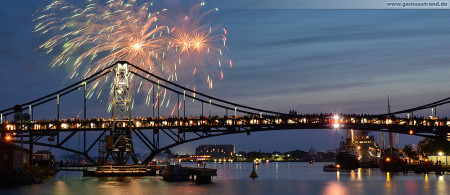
[2,0,450,156]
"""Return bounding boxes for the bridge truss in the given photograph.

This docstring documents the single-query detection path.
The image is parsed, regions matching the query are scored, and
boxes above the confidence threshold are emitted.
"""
[1,61,449,165]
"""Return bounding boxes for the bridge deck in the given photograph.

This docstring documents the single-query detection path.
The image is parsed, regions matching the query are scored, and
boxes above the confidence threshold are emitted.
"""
[1,114,449,140]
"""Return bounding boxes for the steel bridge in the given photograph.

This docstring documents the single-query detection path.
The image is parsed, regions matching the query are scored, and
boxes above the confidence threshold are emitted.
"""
[1,61,449,165]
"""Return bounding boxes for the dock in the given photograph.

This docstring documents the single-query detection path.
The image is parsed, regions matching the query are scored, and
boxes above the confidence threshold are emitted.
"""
[83,165,156,177]
[162,164,217,184]
[407,164,450,174]
[64,164,218,184]
[189,167,217,184]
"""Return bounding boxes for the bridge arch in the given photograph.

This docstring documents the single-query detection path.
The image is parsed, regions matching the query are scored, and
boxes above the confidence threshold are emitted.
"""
[0,61,449,165]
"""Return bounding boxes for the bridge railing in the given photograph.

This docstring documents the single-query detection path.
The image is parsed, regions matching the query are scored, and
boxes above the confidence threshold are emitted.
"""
[2,115,450,132]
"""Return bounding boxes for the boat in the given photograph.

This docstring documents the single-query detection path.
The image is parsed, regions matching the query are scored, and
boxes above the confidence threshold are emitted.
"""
[335,152,359,170]
[323,165,338,172]
[380,155,406,173]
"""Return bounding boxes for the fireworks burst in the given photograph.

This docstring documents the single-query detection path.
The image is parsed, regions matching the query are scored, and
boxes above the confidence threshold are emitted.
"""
[34,0,231,112]
[164,1,230,89]
[35,0,169,79]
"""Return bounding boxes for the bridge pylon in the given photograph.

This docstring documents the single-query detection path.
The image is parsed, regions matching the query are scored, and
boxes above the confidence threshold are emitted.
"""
[103,61,139,165]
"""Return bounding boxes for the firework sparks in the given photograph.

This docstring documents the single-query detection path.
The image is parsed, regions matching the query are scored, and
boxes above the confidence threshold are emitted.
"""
[35,0,169,77]
[34,0,231,112]
[163,1,230,90]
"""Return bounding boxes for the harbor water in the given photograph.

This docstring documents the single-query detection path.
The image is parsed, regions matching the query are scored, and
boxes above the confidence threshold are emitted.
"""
[0,162,448,195]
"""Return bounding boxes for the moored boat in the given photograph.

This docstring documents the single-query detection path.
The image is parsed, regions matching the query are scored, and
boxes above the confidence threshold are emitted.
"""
[335,152,359,170]
[380,155,406,173]
[323,164,338,172]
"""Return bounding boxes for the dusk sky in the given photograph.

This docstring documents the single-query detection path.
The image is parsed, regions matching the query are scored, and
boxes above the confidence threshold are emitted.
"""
[2,0,450,156]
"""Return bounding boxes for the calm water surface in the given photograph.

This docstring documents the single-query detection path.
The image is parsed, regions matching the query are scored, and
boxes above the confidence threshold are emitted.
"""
[1,162,448,195]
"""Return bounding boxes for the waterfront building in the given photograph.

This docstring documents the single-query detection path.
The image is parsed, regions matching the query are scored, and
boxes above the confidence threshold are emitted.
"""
[196,144,235,161]
[0,142,30,175]
[178,155,211,162]
[427,154,449,165]
[32,150,51,161]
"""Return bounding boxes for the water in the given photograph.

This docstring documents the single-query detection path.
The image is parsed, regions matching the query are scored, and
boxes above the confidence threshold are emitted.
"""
[0,162,448,195]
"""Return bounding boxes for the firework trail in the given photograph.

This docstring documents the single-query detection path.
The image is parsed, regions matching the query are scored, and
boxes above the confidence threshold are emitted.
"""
[35,0,169,78]
[163,0,231,90]
[34,0,231,112]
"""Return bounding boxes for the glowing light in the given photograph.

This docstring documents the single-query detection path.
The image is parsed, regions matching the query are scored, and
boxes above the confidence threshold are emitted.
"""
[386,172,391,182]
[438,151,443,156]
[409,130,414,135]
[5,135,11,141]
[170,105,176,116]
[386,157,391,162]
[334,123,339,128]
[334,115,339,120]
[132,43,143,51]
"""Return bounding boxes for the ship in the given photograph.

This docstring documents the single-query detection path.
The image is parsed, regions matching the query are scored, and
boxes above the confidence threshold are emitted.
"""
[337,129,381,168]
[379,155,406,172]
[335,152,359,170]
[378,96,407,172]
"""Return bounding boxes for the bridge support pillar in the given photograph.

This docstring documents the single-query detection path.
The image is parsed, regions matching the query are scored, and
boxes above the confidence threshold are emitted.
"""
[105,61,139,165]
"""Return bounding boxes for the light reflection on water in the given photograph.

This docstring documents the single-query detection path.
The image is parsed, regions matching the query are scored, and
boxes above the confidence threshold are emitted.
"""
[0,162,448,195]
[436,175,447,195]
[321,181,350,195]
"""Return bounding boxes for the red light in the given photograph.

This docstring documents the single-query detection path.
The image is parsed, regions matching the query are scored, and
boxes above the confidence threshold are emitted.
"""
[409,130,414,135]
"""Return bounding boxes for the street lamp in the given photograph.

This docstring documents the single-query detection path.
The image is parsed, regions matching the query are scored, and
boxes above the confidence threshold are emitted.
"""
[438,151,446,165]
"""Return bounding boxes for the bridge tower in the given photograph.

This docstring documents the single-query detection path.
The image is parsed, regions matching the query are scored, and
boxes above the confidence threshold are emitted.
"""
[104,61,139,165]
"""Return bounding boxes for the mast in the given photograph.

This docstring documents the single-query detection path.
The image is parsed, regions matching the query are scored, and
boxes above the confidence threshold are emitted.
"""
[388,96,393,154]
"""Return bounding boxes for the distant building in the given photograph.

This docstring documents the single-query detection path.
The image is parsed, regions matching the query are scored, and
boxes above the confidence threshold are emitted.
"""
[32,149,53,162]
[32,153,50,161]
[308,145,316,160]
[196,144,235,160]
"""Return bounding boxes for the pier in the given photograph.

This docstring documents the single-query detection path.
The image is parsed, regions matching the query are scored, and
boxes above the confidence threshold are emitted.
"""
[83,165,156,177]
[55,164,218,184]
[161,164,217,184]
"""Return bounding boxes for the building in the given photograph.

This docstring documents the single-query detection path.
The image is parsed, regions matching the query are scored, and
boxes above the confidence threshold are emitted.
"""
[178,155,211,162]
[427,154,449,165]
[195,144,235,161]
[32,150,51,161]
[0,142,30,175]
